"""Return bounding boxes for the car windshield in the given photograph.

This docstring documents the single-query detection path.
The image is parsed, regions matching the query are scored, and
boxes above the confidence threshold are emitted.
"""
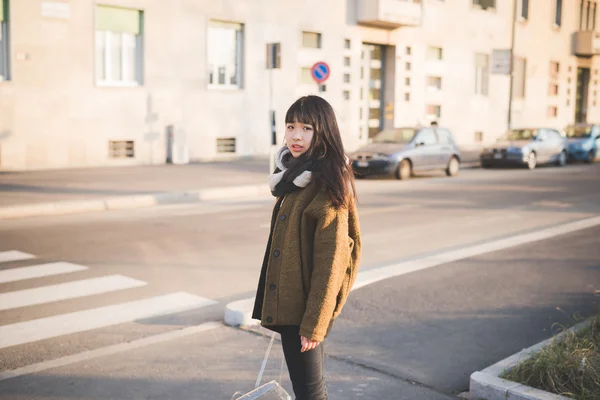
[372,128,417,144]
[565,125,593,138]
[500,129,537,141]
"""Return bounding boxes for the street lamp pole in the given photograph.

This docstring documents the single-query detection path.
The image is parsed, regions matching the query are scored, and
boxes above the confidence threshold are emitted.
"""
[507,0,518,131]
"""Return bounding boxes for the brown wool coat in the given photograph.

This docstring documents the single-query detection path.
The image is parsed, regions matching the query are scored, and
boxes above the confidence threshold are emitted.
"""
[252,182,361,342]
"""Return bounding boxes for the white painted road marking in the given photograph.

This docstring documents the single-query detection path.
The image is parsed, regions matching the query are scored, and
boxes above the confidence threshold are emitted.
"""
[0,292,217,350]
[0,275,147,311]
[225,215,600,326]
[0,251,35,264]
[0,262,88,284]
[353,215,600,290]
[0,321,222,382]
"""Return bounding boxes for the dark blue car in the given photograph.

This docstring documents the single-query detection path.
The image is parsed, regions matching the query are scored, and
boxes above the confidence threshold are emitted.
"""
[565,124,599,163]
[350,127,461,180]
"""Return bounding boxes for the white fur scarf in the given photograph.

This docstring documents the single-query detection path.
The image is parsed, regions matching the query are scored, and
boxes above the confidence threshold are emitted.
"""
[268,147,313,192]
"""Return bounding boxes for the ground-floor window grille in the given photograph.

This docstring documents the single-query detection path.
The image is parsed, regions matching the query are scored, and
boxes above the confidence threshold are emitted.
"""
[217,137,236,153]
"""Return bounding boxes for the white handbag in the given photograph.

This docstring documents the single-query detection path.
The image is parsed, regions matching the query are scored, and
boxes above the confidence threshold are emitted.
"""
[232,333,291,400]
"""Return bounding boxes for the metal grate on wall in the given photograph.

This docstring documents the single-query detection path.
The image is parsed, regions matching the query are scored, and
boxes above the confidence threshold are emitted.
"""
[216,137,236,153]
[109,140,135,158]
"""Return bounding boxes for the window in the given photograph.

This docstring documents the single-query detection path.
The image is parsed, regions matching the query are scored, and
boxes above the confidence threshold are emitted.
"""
[548,106,558,117]
[207,21,244,89]
[216,137,236,153]
[555,0,563,26]
[344,73,351,83]
[427,46,443,61]
[426,105,441,118]
[549,84,559,96]
[95,5,143,86]
[302,31,321,49]
[475,53,489,95]
[405,93,410,101]
[344,56,351,67]
[406,62,411,71]
[513,57,527,98]
[427,76,442,91]
[344,38,351,49]
[580,0,598,30]
[406,46,412,55]
[301,67,313,84]
[343,90,350,100]
[520,0,529,20]
[415,128,438,145]
[475,131,484,142]
[548,129,563,140]
[0,0,9,81]
[473,0,496,10]
[109,140,135,158]
[405,77,411,86]
[550,61,560,77]
[437,129,455,145]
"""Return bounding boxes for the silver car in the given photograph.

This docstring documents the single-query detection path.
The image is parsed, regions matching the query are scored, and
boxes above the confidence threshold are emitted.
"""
[350,127,461,180]
[480,128,568,170]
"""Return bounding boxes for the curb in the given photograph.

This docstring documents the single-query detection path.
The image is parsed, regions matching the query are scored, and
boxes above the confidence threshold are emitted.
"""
[0,183,270,220]
[224,298,259,328]
[469,318,595,400]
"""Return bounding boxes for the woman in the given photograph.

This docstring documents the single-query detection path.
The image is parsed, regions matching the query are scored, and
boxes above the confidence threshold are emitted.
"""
[252,95,361,399]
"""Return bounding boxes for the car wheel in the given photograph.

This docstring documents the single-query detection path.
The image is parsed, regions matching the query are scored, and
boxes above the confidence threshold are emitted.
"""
[445,156,460,177]
[396,159,411,180]
[556,151,567,167]
[526,152,537,170]
[585,150,595,164]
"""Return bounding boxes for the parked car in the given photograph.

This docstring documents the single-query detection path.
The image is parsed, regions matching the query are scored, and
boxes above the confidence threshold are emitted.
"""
[350,126,461,179]
[564,123,599,163]
[480,128,568,170]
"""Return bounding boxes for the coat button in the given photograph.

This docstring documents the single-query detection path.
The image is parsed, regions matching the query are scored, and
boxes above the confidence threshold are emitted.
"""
[279,214,286,221]
[273,250,280,257]
[269,283,276,290]
[266,316,273,323]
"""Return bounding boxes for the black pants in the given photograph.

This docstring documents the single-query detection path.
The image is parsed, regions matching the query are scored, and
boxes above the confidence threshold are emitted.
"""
[279,327,328,400]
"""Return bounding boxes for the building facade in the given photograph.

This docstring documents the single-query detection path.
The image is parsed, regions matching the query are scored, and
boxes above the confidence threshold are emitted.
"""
[0,0,599,170]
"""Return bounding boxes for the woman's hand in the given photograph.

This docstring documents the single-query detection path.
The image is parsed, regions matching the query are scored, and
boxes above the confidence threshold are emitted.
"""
[300,336,320,353]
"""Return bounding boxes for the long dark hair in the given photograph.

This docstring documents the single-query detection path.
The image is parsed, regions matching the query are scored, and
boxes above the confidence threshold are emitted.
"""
[285,95,357,209]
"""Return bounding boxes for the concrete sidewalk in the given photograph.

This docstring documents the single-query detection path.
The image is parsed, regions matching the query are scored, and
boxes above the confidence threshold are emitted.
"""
[0,159,271,219]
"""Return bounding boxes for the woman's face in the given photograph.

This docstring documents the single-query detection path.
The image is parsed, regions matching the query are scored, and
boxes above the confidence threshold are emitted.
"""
[285,121,314,158]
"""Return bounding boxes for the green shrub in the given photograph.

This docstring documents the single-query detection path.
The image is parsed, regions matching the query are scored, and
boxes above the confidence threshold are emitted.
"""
[502,315,600,400]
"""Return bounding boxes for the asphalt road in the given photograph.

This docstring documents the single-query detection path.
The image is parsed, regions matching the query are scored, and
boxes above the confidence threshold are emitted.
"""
[0,163,599,399]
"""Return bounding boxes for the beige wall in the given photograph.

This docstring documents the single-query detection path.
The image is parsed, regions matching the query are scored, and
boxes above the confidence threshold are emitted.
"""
[0,0,597,170]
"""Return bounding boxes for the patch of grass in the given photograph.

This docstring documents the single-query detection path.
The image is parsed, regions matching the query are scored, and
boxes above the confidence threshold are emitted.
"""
[502,314,600,400]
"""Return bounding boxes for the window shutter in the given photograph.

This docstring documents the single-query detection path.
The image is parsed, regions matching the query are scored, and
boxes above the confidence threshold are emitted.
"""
[96,5,140,34]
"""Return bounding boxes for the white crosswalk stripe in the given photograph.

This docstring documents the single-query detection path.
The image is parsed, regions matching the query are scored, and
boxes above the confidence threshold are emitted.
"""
[0,250,35,263]
[0,292,216,350]
[0,262,88,284]
[0,275,147,311]
[0,250,218,357]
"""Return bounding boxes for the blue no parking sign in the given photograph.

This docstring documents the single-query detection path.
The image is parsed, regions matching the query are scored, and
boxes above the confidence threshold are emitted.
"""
[311,62,330,84]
